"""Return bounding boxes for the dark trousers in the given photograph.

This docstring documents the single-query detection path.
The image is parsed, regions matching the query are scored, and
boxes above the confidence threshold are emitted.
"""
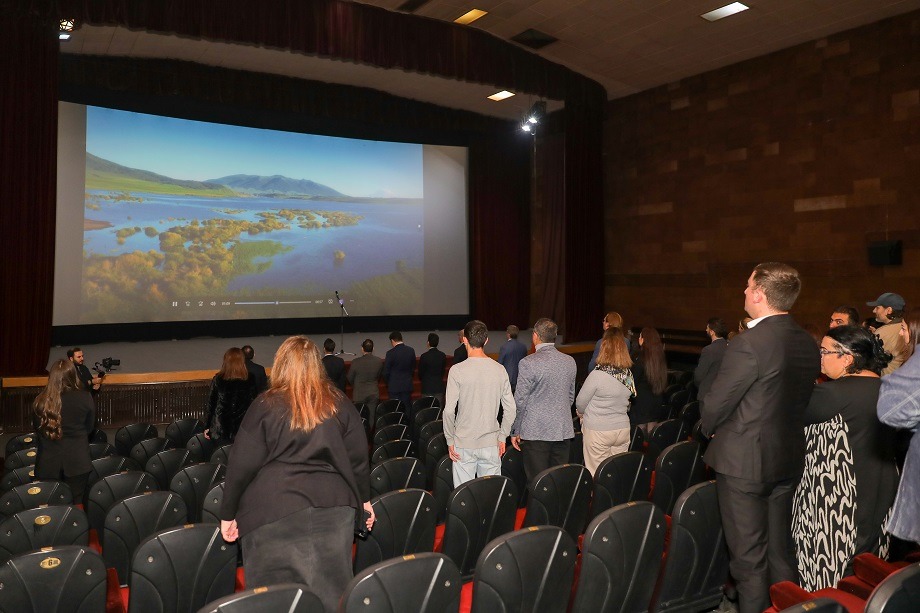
[241,506,354,613]
[716,473,800,613]
[521,439,571,485]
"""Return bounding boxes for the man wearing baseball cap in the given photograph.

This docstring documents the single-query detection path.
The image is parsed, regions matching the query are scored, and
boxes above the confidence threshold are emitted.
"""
[866,292,909,375]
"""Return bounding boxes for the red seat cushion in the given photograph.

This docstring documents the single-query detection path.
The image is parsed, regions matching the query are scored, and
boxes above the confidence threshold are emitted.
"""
[514,507,526,530]
[236,566,246,591]
[88,528,102,554]
[433,523,445,552]
[769,581,867,613]
[105,567,126,613]
[852,553,906,586]
[837,576,874,600]
[459,580,473,613]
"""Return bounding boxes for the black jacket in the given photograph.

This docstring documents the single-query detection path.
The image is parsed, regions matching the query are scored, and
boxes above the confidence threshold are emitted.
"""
[206,375,258,443]
[323,354,347,393]
[418,348,446,394]
[34,390,95,478]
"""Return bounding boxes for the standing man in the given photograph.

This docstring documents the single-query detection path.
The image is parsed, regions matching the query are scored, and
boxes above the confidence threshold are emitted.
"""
[241,345,268,392]
[693,317,728,405]
[67,347,101,393]
[701,262,820,613]
[498,325,528,393]
[510,318,577,483]
[867,292,908,375]
[828,305,860,329]
[444,320,516,486]
[347,339,384,422]
[417,333,447,408]
[383,331,416,414]
[452,330,467,367]
[322,338,347,393]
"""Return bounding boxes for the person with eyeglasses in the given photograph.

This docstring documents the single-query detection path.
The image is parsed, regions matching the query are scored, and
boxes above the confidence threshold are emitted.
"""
[792,325,899,592]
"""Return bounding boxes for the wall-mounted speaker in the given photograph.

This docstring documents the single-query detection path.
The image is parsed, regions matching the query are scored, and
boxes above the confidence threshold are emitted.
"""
[867,240,902,266]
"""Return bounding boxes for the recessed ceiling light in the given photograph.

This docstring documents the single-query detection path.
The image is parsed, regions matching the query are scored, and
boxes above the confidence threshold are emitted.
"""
[455,9,487,25]
[701,2,749,22]
[487,90,515,101]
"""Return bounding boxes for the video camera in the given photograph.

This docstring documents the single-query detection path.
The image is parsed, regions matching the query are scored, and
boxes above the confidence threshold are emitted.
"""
[94,357,121,376]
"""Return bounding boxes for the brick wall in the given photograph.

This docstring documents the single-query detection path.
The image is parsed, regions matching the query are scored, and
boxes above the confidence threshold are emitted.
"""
[603,10,920,334]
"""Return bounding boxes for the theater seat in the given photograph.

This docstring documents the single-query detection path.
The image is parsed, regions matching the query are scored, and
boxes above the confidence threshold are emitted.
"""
[127,524,237,613]
[342,553,461,613]
[0,505,89,563]
[464,526,576,613]
[837,554,910,600]
[441,475,518,578]
[0,545,107,613]
[164,418,204,448]
[591,451,653,519]
[353,488,437,573]
[114,423,158,457]
[369,457,426,498]
[0,479,73,519]
[169,462,225,523]
[521,463,593,541]
[650,440,706,515]
[198,583,322,612]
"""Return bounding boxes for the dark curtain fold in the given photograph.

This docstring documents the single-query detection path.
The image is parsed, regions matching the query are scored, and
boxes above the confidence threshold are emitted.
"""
[0,0,59,376]
[469,134,531,329]
[533,132,567,327]
[563,88,605,342]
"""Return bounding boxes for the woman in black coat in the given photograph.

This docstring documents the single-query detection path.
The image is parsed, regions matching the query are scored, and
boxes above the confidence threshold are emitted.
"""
[205,347,258,445]
[33,359,95,501]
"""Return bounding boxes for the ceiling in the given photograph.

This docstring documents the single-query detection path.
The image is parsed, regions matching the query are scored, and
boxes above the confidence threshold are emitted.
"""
[62,0,920,120]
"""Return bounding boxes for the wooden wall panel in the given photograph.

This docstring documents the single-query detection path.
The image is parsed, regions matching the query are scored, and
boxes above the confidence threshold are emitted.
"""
[603,10,920,333]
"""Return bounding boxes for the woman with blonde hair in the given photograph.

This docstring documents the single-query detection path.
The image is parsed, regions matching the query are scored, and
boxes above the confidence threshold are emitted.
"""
[219,336,373,612]
[576,327,634,475]
[32,359,95,501]
[204,347,258,444]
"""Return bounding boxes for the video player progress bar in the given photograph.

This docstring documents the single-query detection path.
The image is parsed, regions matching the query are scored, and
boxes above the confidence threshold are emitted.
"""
[234,301,312,305]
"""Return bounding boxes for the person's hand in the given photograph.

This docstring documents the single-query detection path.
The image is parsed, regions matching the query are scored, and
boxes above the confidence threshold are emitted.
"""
[448,444,460,461]
[203,429,211,440]
[511,436,522,451]
[498,440,506,457]
[363,501,376,531]
[220,519,238,542]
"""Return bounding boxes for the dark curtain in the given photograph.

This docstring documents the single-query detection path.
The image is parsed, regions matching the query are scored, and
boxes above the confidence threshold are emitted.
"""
[469,134,531,329]
[533,132,567,327]
[563,86,605,342]
[0,0,59,376]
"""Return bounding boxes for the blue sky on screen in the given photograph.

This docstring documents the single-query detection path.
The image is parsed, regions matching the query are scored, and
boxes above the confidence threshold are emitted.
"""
[86,106,424,198]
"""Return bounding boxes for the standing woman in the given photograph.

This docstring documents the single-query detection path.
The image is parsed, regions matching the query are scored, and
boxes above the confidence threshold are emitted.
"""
[630,327,668,433]
[205,347,258,445]
[792,326,899,590]
[576,327,634,475]
[219,336,374,612]
[32,359,94,502]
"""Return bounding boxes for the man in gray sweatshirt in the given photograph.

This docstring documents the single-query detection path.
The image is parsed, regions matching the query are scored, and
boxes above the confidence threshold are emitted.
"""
[443,320,517,486]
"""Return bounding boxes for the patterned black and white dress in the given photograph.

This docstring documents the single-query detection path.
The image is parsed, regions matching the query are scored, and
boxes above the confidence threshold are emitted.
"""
[792,376,899,591]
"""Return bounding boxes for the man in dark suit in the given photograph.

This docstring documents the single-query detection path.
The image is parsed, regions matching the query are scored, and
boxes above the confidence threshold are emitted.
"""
[383,331,416,414]
[452,330,467,366]
[417,332,446,408]
[701,263,820,613]
[241,345,268,392]
[347,339,384,422]
[322,338,347,393]
[497,324,529,393]
[693,317,728,404]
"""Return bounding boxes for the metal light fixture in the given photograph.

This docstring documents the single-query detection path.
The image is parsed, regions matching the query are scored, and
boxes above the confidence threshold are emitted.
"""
[59,18,75,40]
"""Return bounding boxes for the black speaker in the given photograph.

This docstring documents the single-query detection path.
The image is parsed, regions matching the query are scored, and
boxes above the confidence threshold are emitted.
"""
[868,240,902,266]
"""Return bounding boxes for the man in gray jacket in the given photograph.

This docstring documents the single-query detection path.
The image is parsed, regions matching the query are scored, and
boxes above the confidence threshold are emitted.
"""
[443,320,516,486]
[510,317,577,482]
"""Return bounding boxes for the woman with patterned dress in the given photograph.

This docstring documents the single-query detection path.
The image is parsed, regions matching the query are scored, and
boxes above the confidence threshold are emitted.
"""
[792,325,899,590]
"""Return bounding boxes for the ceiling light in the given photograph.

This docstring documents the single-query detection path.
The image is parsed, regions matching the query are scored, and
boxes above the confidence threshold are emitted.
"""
[488,90,515,101]
[701,2,749,22]
[59,18,75,40]
[455,9,487,25]
[521,123,532,132]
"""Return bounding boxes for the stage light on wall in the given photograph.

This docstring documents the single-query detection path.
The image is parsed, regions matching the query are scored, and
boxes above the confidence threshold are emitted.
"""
[59,18,76,40]
[520,100,546,133]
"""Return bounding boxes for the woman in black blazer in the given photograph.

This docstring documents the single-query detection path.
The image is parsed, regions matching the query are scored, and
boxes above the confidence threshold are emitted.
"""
[205,347,258,445]
[33,359,95,501]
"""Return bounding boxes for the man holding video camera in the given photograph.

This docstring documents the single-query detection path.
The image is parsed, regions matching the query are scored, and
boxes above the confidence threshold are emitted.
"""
[67,347,103,393]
